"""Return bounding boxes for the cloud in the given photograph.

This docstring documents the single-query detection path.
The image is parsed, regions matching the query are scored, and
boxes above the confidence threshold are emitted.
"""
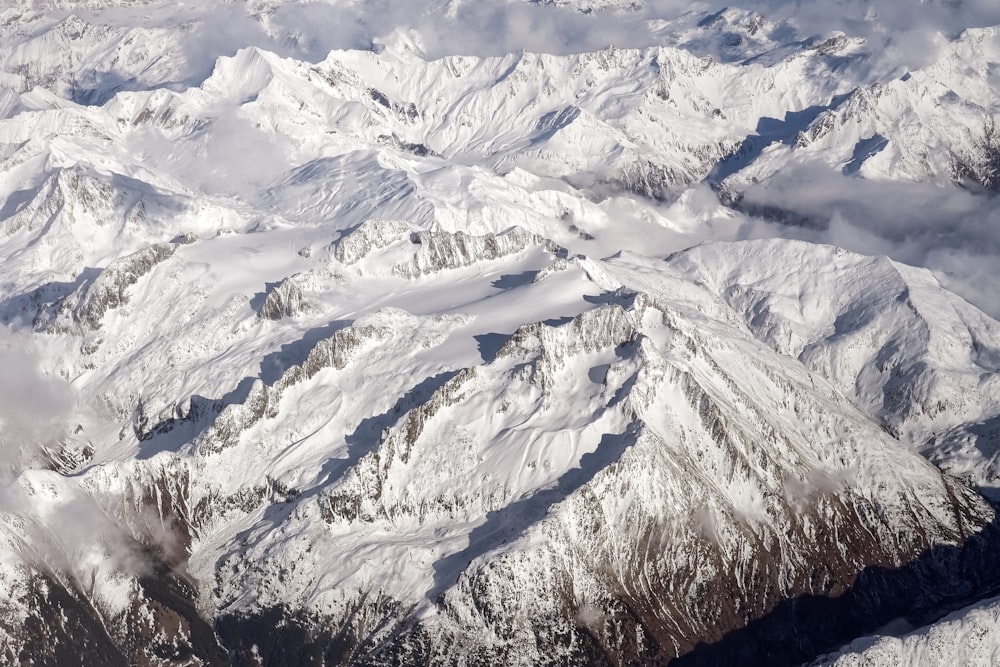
[0,325,76,476]
[69,0,998,321]
[740,0,1000,69]
[288,0,1000,64]
[61,0,1000,94]
[126,107,292,199]
[727,164,1000,317]
[0,327,178,590]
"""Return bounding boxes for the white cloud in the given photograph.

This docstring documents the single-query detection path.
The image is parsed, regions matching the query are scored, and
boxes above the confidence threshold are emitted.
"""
[0,325,76,476]
[733,165,1000,317]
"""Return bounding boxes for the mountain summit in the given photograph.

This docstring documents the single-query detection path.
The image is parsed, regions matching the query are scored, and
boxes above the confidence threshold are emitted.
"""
[2,2,1000,665]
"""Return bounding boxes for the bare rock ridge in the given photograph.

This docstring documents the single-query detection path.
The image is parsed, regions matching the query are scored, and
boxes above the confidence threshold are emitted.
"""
[334,219,413,265]
[257,274,311,321]
[35,241,175,333]
[335,220,560,277]
[394,226,554,278]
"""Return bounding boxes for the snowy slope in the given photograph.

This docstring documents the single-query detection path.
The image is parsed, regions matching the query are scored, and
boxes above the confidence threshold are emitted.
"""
[1,1,1000,665]
[667,240,1000,490]
[817,595,1000,667]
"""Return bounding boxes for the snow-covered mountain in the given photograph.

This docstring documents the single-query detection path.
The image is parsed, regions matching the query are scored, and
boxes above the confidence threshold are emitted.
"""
[1,1,1000,665]
[817,594,1000,666]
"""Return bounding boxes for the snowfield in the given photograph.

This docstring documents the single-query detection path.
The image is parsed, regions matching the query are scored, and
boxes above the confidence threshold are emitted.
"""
[1,1,999,665]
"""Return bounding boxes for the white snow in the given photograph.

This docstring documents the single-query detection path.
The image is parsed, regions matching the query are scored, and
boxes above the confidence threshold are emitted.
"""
[1,1,1000,662]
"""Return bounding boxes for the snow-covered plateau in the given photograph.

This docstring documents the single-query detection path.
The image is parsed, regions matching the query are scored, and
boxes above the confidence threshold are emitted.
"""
[1,1,1000,665]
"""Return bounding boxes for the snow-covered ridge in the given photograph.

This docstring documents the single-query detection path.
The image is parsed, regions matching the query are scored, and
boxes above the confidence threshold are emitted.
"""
[206,285,997,663]
[35,241,175,333]
[2,2,1000,664]
[193,316,399,457]
[667,239,1000,479]
[817,594,1000,667]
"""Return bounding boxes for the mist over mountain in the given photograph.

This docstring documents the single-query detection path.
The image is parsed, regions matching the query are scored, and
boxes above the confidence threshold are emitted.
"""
[1,1,999,665]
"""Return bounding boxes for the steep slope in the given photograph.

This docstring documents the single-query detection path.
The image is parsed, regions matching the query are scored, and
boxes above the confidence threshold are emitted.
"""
[771,27,1000,190]
[667,239,1000,493]
[5,252,999,665]
[817,595,1000,666]
[2,2,1000,665]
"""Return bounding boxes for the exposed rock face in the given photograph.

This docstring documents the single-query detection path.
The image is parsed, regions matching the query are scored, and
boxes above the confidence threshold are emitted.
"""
[257,274,311,321]
[615,159,680,199]
[0,459,229,666]
[394,227,551,278]
[334,220,413,266]
[210,296,997,664]
[8,569,228,667]
[951,117,1000,192]
[336,220,558,277]
[34,242,175,333]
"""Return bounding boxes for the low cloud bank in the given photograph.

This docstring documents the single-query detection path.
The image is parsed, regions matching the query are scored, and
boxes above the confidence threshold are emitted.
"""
[0,325,75,475]
[70,0,1000,76]
[732,167,1000,317]
[0,326,171,590]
